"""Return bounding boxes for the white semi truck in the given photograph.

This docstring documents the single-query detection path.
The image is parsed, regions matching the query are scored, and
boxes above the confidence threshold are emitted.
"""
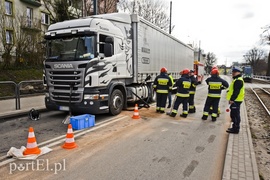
[43,13,194,115]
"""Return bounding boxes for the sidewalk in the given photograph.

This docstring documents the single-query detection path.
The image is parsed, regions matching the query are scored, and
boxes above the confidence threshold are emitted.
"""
[222,101,260,180]
[0,96,260,179]
[0,95,46,119]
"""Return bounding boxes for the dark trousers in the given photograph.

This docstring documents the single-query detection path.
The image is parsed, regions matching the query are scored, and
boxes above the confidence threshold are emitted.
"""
[230,102,242,131]
[203,97,220,117]
[167,92,172,106]
[171,96,189,115]
[156,93,168,112]
[189,94,195,106]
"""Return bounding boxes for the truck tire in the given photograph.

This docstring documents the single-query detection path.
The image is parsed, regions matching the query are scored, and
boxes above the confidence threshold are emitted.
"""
[109,89,124,115]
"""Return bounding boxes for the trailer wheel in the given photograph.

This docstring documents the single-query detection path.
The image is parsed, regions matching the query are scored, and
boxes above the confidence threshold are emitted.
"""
[109,89,124,115]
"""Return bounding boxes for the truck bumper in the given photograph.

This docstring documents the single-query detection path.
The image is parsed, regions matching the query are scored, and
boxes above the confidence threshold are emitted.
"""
[45,97,109,114]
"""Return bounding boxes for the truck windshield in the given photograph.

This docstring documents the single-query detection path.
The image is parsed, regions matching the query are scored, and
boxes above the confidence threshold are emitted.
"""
[46,36,96,60]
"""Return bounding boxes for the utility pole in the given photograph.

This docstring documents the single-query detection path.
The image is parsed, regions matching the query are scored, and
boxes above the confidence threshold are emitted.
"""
[93,0,98,15]
[169,1,172,34]
[198,41,201,62]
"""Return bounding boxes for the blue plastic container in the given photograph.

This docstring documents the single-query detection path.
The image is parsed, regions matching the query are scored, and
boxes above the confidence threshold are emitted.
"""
[70,114,95,130]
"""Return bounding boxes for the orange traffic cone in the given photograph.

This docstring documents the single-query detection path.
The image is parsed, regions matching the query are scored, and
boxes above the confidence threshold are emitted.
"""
[23,127,41,155]
[62,124,77,149]
[132,104,140,119]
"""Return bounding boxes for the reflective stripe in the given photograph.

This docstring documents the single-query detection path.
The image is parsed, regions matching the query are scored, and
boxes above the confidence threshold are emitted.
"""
[160,107,165,111]
[183,111,188,114]
[183,81,191,89]
[65,138,75,143]
[176,93,189,97]
[203,111,208,116]
[153,85,157,88]
[28,132,35,138]
[68,128,74,134]
[26,142,37,148]
[158,78,169,85]
[133,112,139,116]
[212,113,217,117]
[189,91,195,94]
[172,109,178,113]
[157,89,169,93]
[208,93,221,97]
[189,105,194,109]
[209,82,222,90]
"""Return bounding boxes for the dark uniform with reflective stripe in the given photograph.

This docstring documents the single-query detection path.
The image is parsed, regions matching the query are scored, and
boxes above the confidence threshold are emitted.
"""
[188,74,198,113]
[170,74,191,117]
[202,74,229,121]
[153,72,173,113]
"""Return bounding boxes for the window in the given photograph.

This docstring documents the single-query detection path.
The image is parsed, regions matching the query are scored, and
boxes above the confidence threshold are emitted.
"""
[5,1,12,15]
[99,34,114,57]
[26,7,33,27]
[6,30,13,44]
[41,12,50,25]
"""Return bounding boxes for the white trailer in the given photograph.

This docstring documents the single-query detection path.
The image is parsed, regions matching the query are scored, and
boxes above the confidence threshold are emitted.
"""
[43,13,194,115]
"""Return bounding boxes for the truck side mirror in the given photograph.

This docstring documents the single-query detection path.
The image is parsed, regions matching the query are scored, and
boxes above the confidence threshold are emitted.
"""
[104,43,113,57]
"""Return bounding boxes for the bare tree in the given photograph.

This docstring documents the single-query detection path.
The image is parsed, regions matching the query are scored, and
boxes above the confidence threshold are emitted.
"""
[243,47,264,74]
[260,25,270,76]
[0,5,15,68]
[118,0,170,31]
[42,0,82,23]
[205,52,217,74]
[99,0,118,14]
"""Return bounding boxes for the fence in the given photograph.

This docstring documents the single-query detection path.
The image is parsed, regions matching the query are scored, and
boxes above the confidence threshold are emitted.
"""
[0,80,43,110]
[253,75,270,80]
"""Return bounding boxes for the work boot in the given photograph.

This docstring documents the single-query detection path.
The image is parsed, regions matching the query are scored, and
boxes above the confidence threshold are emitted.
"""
[167,105,171,108]
[211,117,217,122]
[201,115,208,120]
[226,129,239,134]
[180,114,187,118]
[169,113,176,117]
[159,110,165,113]
[156,109,160,113]
[188,109,195,113]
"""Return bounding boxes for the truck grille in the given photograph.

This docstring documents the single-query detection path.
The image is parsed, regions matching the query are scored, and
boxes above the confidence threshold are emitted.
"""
[46,69,84,103]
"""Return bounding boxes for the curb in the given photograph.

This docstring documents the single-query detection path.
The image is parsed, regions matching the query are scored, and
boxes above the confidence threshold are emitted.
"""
[0,107,48,119]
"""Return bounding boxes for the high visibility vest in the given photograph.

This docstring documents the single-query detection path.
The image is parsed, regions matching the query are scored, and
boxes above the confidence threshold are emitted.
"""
[169,75,174,85]
[226,77,245,102]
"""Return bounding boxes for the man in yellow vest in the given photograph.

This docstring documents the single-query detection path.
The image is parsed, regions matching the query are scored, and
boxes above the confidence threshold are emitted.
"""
[226,67,245,134]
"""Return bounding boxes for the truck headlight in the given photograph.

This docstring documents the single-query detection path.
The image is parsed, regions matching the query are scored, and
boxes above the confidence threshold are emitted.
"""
[84,94,99,100]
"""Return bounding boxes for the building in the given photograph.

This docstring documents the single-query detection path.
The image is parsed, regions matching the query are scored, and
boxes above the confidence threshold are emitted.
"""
[0,0,119,65]
[0,0,53,63]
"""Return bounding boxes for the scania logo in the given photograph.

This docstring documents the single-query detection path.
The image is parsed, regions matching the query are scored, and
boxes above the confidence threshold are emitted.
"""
[53,64,73,69]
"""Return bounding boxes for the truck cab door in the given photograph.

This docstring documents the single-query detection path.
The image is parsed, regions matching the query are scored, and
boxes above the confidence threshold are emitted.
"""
[98,34,117,86]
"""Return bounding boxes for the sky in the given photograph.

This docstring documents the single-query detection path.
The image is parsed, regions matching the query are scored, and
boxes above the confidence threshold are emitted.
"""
[163,0,270,66]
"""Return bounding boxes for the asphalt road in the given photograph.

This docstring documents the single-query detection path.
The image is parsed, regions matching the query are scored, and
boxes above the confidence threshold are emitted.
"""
[0,76,232,180]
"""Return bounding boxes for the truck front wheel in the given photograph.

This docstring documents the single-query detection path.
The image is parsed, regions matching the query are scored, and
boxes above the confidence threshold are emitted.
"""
[109,89,124,115]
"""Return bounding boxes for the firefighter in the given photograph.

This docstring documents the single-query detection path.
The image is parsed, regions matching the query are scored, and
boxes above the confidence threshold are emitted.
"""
[167,73,175,108]
[209,66,221,115]
[169,68,191,118]
[153,67,173,113]
[188,70,198,113]
[202,68,229,121]
[226,67,245,134]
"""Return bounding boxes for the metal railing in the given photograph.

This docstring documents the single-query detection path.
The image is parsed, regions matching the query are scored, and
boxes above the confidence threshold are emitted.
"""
[0,80,43,110]
[253,75,270,80]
